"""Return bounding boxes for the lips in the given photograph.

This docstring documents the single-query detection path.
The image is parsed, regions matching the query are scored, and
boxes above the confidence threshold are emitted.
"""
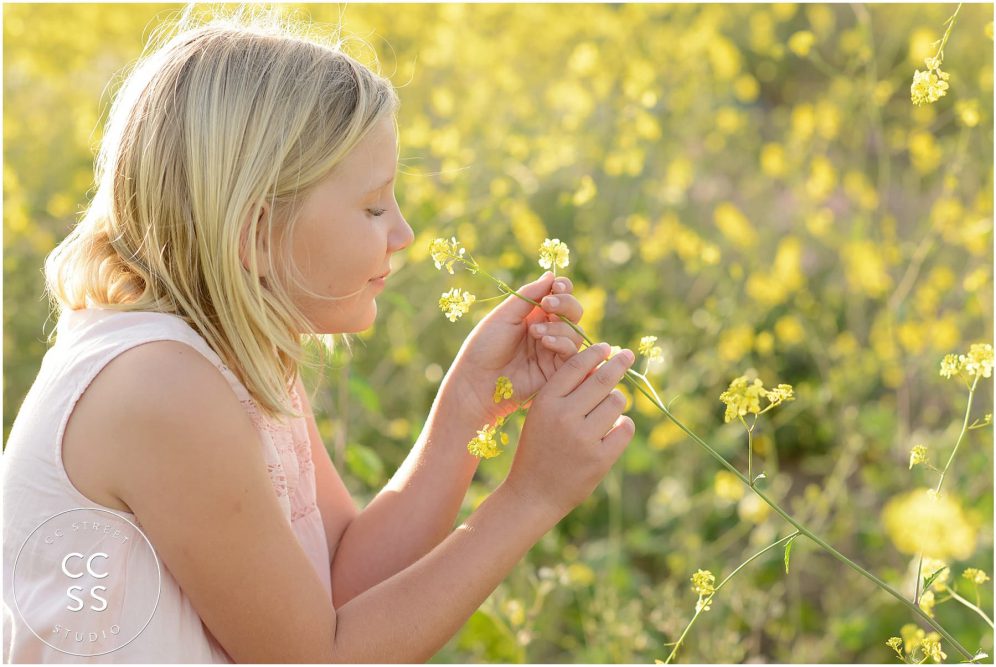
[371,270,391,280]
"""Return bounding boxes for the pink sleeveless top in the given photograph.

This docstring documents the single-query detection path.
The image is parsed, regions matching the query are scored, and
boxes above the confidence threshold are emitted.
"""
[2,307,332,662]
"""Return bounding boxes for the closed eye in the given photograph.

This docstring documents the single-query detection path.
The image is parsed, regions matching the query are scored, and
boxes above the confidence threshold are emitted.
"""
[367,208,387,217]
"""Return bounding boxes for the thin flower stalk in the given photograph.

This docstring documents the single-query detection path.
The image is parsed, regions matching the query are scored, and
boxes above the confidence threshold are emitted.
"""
[943,586,995,629]
[664,532,801,664]
[914,372,983,604]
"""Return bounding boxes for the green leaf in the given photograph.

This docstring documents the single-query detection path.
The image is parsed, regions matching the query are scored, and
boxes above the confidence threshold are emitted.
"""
[784,535,798,574]
[922,565,949,592]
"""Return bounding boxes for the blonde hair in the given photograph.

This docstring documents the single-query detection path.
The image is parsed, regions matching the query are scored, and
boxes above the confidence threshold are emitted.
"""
[44,6,399,420]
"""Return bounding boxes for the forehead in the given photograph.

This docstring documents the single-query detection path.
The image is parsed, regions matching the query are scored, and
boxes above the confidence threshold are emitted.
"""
[334,118,398,191]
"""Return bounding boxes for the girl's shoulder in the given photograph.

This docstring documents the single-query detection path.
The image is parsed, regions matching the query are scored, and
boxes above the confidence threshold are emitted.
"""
[63,337,259,513]
[57,309,258,515]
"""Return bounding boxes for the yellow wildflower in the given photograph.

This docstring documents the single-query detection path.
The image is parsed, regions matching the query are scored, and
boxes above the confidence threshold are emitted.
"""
[639,335,663,363]
[909,444,928,469]
[429,236,467,274]
[719,376,794,423]
[538,238,570,272]
[962,343,994,378]
[690,569,715,596]
[439,288,477,322]
[467,418,510,459]
[941,344,995,380]
[939,353,962,378]
[910,57,950,106]
[920,634,946,663]
[719,376,766,423]
[766,383,795,406]
[963,568,990,585]
[886,636,904,659]
[493,376,514,403]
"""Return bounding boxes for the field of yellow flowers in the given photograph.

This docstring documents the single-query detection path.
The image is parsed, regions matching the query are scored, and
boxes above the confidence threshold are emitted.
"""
[4,3,993,662]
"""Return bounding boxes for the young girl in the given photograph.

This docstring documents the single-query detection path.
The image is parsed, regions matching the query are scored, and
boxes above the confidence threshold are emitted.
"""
[2,11,636,663]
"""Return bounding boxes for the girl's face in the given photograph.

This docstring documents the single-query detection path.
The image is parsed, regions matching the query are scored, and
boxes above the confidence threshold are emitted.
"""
[280,116,414,334]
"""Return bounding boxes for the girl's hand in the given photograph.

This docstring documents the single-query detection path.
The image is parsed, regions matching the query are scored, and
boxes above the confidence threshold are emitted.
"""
[447,271,586,424]
[502,341,636,519]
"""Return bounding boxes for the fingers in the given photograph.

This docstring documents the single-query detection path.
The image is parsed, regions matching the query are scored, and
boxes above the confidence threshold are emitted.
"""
[538,334,578,360]
[493,272,557,324]
[540,292,583,324]
[528,321,584,349]
[571,348,635,416]
[551,277,573,294]
[600,415,636,459]
[585,388,629,436]
[544,342,612,398]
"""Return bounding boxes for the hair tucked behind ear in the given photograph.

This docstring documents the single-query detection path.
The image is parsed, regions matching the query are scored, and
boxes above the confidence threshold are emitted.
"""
[44,5,399,420]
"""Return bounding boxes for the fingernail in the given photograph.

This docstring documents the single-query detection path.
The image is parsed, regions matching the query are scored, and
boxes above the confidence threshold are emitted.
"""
[534,323,547,334]
[597,342,610,353]
[543,296,560,309]
[553,280,566,293]
[618,349,635,364]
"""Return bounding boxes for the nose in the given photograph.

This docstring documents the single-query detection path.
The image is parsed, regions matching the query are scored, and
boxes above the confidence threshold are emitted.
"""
[390,209,415,253]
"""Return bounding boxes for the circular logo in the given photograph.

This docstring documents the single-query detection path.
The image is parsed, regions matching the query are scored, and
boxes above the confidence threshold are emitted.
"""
[12,507,162,657]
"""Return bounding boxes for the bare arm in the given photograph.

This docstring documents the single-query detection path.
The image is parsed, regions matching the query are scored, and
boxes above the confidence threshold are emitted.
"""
[328,372,484,606]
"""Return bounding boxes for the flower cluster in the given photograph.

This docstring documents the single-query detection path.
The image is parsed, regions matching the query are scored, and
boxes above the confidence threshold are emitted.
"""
[430,236,468,274]
[690,569,716,612]
[719,376,795,423]
[920,635,947,663]
[939,343,994,380]
[467,419,509,459]
[538,238,570,272]
[438,287,476,322]
[897,624,947,663]
[493,375,514,403]
[963,567,990,585]
[638,335,663,364]
[470,378,517,459]
[910,57,951,106]
[908,444,928,469]
[690,569,716,596]
[886,636,904,660]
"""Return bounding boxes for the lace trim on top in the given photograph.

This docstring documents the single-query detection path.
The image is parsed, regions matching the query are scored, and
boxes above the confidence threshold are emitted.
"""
[239,385,318,522]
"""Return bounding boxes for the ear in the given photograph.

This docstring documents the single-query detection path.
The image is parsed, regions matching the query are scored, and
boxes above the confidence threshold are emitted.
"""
[239,200,271,281]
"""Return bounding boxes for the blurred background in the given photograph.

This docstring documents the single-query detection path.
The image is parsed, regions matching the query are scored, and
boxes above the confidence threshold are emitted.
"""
[4,3,993,662]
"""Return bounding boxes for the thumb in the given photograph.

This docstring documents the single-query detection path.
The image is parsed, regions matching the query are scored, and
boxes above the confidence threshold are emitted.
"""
[492,271,556,323]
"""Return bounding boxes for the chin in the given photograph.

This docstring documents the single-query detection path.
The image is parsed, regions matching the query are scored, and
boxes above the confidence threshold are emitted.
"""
[322,302,378,335]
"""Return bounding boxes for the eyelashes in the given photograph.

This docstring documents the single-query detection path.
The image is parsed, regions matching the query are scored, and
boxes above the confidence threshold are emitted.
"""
[367,208,387,217]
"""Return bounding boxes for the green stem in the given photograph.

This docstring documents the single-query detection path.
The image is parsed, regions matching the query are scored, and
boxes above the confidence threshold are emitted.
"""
[914,375,979,602]
[447,255,976,660]
[946,587,995,629]
[935,3,962,60]
[664,532,800,663]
